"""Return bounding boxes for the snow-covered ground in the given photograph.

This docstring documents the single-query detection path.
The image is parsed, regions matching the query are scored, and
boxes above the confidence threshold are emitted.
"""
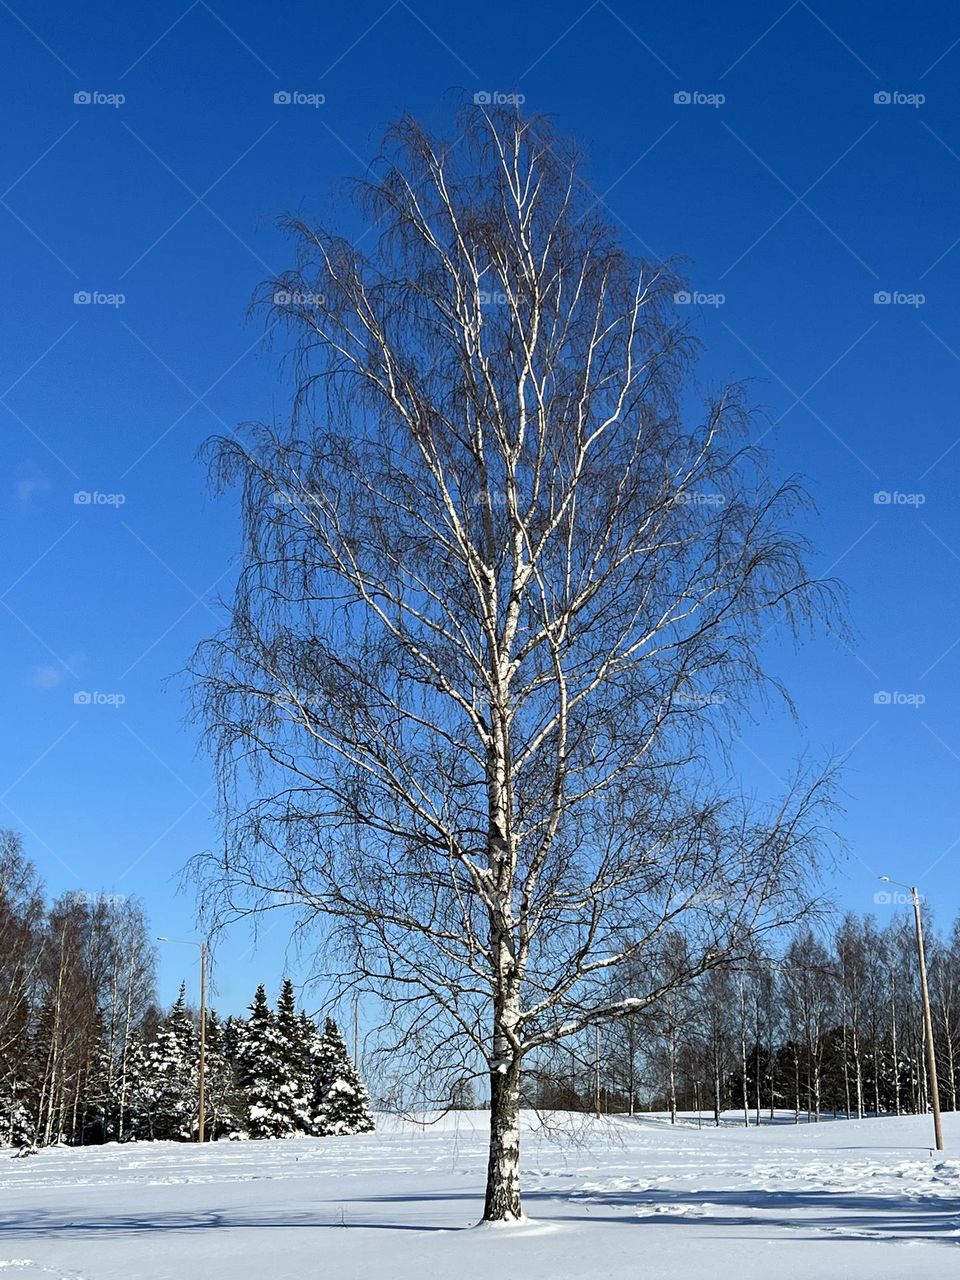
[2,1110,959,1278]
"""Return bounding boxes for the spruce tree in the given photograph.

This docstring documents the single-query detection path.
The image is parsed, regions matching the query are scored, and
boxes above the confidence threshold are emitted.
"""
[311,1019,374,1136]
[119,1033,149,1140]
[222,1014,244,1063]
[139,984,198,1140]
[0,987,33,1147]
[203,1011,244,1139]
[77,1025,113,1144]
[301,1012,332,1134]
[237,984,297,1138]
[275,979,313,1134]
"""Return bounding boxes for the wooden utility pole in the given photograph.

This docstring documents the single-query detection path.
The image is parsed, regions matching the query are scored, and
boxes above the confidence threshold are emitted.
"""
[198,940,207,1144]
[912,889,943,1151]
[879,877,943,1152]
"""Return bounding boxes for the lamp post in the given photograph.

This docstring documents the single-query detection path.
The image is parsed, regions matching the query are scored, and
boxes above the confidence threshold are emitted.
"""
[878,877,943,1151]
[157,936,207,1143]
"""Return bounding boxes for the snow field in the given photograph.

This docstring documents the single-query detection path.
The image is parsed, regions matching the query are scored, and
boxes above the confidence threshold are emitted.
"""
[1,1110,959,1279]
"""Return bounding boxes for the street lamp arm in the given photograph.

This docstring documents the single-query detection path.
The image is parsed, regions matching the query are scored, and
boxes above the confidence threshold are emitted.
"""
[877,875,915,894]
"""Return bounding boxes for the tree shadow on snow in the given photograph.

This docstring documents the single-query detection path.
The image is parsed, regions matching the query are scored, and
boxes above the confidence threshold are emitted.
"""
[1,1185,957,1246]
[0,1209,452,1238]
[542,1185,960,1242]
[338,1184,960,1245]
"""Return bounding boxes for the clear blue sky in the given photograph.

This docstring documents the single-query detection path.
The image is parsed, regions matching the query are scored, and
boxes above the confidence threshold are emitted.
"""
[2,0,959,1014]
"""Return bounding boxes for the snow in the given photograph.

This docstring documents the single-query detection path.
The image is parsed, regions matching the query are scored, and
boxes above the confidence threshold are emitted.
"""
[2,1110,959,1278]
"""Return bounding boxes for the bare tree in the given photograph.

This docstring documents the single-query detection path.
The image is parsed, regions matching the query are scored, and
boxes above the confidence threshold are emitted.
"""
[835,913,869,1118]
[638,932,695,1123]
[100,900,156,1140]
[934,919,960,1111]
[782,930,836,1121]
[0,832,44,1142]
[192,105,836,1221]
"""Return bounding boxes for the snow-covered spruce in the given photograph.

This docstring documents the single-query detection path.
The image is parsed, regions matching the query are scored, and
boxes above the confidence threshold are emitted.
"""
[234,983,372,1139]
[308,1019,374,1137]
[236,984,302,1139]
[135,984,198,1141]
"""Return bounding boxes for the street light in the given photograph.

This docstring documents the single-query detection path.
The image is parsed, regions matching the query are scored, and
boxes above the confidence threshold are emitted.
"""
[157,936,207,1144]
[878,877,943,1151]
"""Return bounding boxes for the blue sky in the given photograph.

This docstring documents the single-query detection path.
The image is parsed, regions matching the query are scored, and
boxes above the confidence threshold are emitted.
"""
[3,0,960,1014]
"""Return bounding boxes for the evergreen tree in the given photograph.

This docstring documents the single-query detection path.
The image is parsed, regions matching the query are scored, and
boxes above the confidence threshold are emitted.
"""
[75,1022,113,1145]
[222,1014,244,1063]
[138,984,197,1140]
[118,1033,149,1140]
[236,984,297,1138]
[301,1012,332,1134]
[203,1011,244,1139]
[0,983,33,1147]
[275,980,313,1133]
[311,1019,374,1136]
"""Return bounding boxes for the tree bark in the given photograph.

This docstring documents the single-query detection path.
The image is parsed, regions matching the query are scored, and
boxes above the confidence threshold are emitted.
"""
[483,1056,523,1222]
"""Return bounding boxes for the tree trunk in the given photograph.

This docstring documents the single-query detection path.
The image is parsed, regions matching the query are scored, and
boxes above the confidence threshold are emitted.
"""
[841,1010,851,1119]
[482,928,523,1224]
[852,1022,864,1119]
[873,1038,881,1118]
[813,1057,821,1121]
[628,1037,636,1117]
[739,978,749,1127]
[668,1025,677,1124]
[891,978,901,1116]
[947,1029,956,1111]
[483,1057,523,1222]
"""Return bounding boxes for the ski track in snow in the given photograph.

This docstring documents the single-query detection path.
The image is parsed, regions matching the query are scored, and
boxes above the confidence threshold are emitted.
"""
[1,1111,960,1278]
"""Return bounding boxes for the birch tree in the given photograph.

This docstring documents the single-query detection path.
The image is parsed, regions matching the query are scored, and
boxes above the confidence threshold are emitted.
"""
[192,105,836,1220]
[785,931,837,1120]
[0,833,43,1144]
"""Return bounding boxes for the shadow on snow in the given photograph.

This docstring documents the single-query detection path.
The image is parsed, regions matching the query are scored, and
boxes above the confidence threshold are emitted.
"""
[1,1183,958,1246]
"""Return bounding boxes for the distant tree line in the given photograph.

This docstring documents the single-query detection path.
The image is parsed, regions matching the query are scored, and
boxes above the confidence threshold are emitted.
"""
[526,912,960,1124]
[9,816,952,1136]
[0,831,373,1147]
